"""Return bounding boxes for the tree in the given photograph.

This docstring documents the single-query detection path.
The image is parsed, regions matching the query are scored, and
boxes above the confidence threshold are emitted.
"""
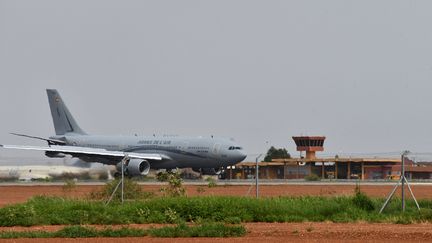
[263,146,291,162]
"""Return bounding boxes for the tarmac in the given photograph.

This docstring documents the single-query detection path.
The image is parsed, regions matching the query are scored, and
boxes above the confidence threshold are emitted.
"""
[1,179,432,186]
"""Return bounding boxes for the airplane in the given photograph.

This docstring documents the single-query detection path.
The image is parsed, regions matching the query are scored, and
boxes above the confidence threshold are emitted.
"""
[0,89,247,177]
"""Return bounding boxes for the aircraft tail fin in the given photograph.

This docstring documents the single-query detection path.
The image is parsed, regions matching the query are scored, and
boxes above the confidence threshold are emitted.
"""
[46,89,86,135]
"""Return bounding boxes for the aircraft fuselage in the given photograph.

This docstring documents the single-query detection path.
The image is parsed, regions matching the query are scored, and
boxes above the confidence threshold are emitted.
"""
[56,134,247,169]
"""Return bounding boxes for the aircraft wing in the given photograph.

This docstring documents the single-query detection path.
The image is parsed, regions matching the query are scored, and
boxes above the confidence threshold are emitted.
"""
[0,144,163,161]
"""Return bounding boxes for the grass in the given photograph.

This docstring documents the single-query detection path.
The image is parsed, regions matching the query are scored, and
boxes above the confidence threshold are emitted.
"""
[0,224,245,239]
[0,195,431,226]
[149,223,246,237]
[0,225,147,238]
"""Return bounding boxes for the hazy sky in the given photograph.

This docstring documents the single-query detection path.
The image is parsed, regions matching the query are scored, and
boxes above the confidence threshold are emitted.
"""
[1,1,432,160]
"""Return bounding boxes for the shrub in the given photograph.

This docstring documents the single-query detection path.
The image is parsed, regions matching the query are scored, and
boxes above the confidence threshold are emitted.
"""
[206,177,217,188]
[304,174,321,181]
[164,207,179,223]
[0,204,39,226]
[352,185,375,211]
[89,178,153,201]
[157,170,186,197]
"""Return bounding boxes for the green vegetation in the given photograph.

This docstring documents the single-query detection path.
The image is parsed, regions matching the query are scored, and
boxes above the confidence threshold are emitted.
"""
[352,185,375,211]
[62,179,77,193]
[0,224,245,239]
[156,170,186,197]
[149,223,246,237]
[206,177,217,188]
[304,174,321,181]
[1,195,432,226]
[89,178,154,201]
[0,225,146,238]
[263,146,291,162]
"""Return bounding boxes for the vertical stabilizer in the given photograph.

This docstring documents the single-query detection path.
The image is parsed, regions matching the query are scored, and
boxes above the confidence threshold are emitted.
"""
[46,89,86,135]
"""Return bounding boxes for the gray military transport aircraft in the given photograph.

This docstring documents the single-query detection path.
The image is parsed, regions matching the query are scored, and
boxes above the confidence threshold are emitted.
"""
[0,89,247,176]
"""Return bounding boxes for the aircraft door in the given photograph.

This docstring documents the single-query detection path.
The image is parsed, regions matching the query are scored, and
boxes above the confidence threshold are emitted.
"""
[212,143,221,155]
[181,141,189,151]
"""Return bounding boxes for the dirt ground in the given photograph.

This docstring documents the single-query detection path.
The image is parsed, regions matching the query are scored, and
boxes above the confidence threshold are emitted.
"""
[0,222,432,242]
[0,183,432,242]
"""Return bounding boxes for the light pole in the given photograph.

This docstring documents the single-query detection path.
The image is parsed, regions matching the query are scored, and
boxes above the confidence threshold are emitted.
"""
[255,153,262,198]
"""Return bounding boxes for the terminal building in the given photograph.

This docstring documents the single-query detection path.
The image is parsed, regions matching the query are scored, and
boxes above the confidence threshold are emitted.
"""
[224,136,432,180]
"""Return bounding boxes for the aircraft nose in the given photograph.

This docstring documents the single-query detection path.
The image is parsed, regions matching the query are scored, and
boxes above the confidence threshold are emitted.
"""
[237,151,247,162]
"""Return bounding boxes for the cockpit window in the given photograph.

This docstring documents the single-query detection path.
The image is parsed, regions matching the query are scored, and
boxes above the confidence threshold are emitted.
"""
[229,146,242,150]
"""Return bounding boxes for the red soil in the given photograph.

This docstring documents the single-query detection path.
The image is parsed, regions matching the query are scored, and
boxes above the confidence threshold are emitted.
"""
[1,183,431,242]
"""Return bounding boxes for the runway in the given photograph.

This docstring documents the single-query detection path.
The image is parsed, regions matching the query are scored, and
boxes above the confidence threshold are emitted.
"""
[1,179,432,186]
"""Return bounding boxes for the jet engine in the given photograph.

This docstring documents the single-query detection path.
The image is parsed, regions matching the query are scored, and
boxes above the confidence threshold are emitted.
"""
[45,151,66,158]
[116,159,151,176]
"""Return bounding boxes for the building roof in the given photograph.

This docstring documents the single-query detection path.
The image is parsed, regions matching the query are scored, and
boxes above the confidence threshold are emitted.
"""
[292,136,326,152]
[234,157,402,167]
[390,165,432,173]
[292,136,326,140]
[271,158,401,163]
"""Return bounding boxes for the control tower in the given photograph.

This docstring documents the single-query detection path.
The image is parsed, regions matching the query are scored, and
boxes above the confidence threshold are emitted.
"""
[292,136,326,159]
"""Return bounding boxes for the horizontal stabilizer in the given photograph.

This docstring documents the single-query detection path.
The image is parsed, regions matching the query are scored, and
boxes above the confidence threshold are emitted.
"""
[10,133,66,145]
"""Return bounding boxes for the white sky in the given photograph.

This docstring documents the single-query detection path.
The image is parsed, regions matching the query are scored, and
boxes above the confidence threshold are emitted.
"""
[1,1,432,160]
